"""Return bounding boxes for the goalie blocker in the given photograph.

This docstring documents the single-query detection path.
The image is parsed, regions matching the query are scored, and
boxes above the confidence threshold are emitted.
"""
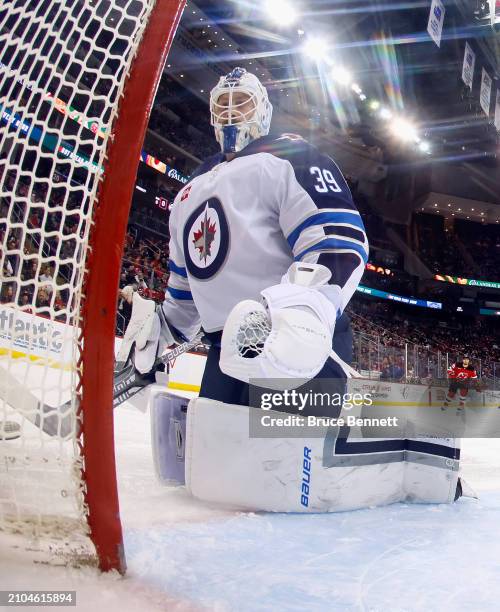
[150,389,462,511]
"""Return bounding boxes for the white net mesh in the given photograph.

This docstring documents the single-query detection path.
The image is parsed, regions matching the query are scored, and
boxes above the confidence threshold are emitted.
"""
[0,0,158,563]
[236,310,272,359]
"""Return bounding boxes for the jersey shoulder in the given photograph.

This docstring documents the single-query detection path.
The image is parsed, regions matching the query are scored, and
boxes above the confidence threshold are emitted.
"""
[238,133,324,167]
[188,152,225,182]
[239,134,354,207]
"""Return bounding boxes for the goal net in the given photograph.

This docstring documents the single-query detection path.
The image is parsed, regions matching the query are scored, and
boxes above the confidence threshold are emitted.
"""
[0,0,184,572]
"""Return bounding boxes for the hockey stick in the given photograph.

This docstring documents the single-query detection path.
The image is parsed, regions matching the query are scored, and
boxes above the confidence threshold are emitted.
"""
[112,332,205,408]
[0,332,205,437]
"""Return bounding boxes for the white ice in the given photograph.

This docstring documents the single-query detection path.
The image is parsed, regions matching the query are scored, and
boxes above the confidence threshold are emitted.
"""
[1,397,500,612]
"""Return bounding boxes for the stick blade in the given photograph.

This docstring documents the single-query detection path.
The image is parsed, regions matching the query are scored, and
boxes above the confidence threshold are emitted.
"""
[0,365,75,438]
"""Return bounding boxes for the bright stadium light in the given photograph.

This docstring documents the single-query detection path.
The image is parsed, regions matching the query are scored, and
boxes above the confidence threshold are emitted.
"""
[302,36,329,61]
[369,100,380,110]
[351,83,362,94]
[264,0,298,26]
[391,118,418,142]
[332,66,352,86]
[419,140,431,153]
[379,107,392,120]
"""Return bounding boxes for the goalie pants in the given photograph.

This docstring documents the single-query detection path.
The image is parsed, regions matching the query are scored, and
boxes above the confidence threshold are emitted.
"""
[200,312,353,416]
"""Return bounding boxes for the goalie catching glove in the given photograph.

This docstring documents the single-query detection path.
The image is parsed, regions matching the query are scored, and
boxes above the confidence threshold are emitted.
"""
[220,263,344,388]
[117,290,189,375]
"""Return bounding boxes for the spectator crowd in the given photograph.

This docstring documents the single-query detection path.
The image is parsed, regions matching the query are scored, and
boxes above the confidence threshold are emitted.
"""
[1,79,499,386]
[349,297,500,382]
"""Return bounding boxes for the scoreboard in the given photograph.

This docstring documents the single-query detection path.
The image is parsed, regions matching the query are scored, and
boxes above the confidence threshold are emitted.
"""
[155,195,170,211]
[133,185,171,213]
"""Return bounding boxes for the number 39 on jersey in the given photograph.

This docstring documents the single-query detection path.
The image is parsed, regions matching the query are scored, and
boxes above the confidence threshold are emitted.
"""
[310,166,342,193]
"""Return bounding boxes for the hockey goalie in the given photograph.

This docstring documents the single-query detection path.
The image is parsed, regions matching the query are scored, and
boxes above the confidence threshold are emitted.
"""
[119,68,463,512]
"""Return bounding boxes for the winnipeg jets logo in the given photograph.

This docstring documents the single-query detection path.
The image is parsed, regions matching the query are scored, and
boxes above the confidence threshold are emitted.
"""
[193,207,217,263]
[183,197,229,280]
[225,67,246,84]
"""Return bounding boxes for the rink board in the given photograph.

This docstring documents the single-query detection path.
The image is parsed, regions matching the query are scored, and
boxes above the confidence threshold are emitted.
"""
[167,351,500,410]
[0,306,497,413]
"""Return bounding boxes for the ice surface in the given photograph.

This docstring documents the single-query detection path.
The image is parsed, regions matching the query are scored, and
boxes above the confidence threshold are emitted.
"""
[1,398,500,611]
[125,493,500,612]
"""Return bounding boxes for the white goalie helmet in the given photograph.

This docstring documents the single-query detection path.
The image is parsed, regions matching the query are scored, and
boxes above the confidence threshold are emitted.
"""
[210,67,273,153]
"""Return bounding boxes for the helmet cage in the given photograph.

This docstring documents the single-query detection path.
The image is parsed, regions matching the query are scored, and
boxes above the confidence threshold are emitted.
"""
[209,68,272,153]
[210,89,259,128]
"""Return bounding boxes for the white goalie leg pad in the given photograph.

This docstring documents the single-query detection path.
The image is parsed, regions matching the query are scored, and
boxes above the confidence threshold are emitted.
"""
[149,386,188,485]
[402,437,460,503]
[185,399,460,512]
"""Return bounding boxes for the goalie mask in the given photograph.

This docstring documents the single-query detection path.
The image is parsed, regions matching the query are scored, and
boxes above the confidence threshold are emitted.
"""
[210,67,273,153]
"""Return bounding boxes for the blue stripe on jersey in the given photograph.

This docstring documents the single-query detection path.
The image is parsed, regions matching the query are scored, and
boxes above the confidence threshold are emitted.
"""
[295,237,368,264]
[168,260,188,278]
[167,286,193,301]
[324,225,366,243]
[287,211,366,250]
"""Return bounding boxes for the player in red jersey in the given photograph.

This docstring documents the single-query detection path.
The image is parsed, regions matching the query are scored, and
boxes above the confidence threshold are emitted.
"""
[441,355,478,412]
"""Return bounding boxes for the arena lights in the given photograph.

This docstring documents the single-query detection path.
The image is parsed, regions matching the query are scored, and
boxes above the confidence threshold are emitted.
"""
[419,140,431,153]
[264,0,298,26]
[302,36,329,61]
[391,118,418,142]
[289,22,435,157]
[332,67,352,86]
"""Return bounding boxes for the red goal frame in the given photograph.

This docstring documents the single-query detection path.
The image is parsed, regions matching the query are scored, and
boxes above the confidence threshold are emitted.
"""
[80,0,186,573]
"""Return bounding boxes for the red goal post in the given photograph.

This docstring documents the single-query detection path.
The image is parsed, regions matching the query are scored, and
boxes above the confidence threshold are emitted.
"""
[0,0,185,574]
[82,0,185,574]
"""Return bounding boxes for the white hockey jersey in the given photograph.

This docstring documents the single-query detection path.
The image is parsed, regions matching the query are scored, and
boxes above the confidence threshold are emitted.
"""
[162,134,368,337]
